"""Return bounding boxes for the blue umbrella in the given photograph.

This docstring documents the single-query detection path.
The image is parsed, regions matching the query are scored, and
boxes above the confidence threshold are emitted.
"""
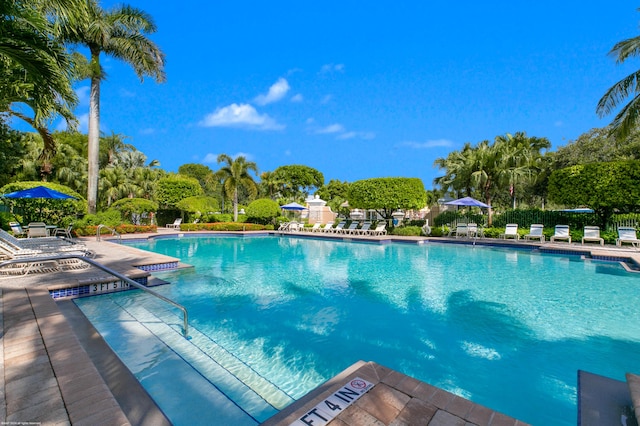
[3,185,77,200]
[444,196,490,208]
[280,202,307,211]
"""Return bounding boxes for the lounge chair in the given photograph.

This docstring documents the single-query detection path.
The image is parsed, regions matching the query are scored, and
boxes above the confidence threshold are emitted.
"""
[340,222,359,234]
[305,223,322,232]
[320,223,334,233]
[524,224,545,242]
[369,222,387,236]
[0,229,89,254]
[500,224,520,240]
[468,223,483,238]
[166,218,182,229]
[9,222,26,237]
[27,222,48,238]
[356,222,372,235]
[581,226,604,246]
[616,226,639,248]
[332,221,346,233]
[454,223,469,238]
[278,222,290,231]
[447,223,466,237]
[550,225,571,244]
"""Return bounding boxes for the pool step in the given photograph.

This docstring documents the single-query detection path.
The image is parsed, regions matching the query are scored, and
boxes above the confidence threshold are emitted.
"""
[115,299,292,421]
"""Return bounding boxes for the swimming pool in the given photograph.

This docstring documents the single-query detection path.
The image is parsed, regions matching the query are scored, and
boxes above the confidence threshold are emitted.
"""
[75,235,640,425]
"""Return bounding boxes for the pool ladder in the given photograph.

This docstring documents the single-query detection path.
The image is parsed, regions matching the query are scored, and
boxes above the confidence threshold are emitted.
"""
[0,254,189,337]
[96,224,121,241]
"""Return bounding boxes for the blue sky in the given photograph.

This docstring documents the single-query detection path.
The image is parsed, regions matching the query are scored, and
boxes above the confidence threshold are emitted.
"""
[55,2,640,189]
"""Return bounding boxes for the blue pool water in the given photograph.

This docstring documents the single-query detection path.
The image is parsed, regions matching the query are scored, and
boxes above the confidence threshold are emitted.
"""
[75,235,640,425]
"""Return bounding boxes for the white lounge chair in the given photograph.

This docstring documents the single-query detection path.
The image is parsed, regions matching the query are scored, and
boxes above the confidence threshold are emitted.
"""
[468,223,483,238]
[340,222,359,234]
[550,225,571,244]
[582,226,604,246]
[305,223,322,232]
[616,226,639,248]
[524,224,545,242]
[500,224,520,240]
[9,222,26,237]
[369,222,387,236]
[54,225,73,239]
[356,222,372,235]
[320,223,334,233]
[166,218,182,229]
[332,221,346,233]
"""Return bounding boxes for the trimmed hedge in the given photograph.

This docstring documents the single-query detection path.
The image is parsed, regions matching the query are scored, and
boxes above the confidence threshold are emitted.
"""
[178,222,268,232]
[76,224,158,236]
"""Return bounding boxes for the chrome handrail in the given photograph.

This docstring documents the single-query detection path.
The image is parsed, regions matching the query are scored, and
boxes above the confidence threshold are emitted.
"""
[0,254,189,337]
[97,224,121,241]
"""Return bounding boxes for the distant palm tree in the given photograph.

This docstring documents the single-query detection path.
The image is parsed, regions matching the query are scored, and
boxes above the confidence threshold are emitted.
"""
[597,13,640,139]
[63,0,166,213]
[216,155,258,222]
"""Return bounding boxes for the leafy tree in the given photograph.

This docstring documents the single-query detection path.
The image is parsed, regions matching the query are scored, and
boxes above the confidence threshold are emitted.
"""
[245,198,281,225]
[548,160,640,226]
[0,122,26,187]
[178,163,218,196]
[597,9,640,139]
[258,170,285,199]
[272,165,324,199]
[317,179,350,217]
[216,154,258,222]
[110,197,157,224]
[175,196,220,219]
[100,131,134,167]
[156,175,202,209]
[551,126,640,168]
[63,0,166,214]
[347,177,426,220]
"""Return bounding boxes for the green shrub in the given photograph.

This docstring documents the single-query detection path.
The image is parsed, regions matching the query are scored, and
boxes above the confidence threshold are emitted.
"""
[110,198,158,224]
[75,210,122,228]
[178,222,267,232]
[390,226,422,236]
[175,196,219,219]
[245,198,281,225]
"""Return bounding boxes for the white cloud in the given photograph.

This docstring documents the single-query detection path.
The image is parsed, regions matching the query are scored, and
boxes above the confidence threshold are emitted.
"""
[316,123,345,134]
[57,113,88,132]
[139,128,155,135]
[75,86,90,105]
[320,63,345,74]
[119,88,135,98]
[554,120,564,127]
[320,94,333,104]
[254,78,290,106]
[202,152,253,163]
[399,139,455,149]
[199,103,284,130]
[338,131,375,140]
[291,93,303,103]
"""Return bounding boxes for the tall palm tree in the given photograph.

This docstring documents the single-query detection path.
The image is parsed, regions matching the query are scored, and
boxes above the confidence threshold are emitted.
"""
[597,12,640,139]
[216,155,258,222]
[63,0,166,213]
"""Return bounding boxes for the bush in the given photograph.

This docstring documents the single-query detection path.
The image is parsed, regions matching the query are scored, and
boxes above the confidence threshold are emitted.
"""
[178,222,268,232]
[110,198,158,224]
[74,210,122,228]
[390,226,422,236]
[245,198,281,225]
[175,196,219,220]
[76,224,157,236]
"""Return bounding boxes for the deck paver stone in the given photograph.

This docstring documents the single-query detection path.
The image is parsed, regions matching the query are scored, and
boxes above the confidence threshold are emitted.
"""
[429,409,468,426]
[429,388,456,409]
[338,404,387,426]
[396,397,438,425]
[466,403,495,424]
[446,394,475,418]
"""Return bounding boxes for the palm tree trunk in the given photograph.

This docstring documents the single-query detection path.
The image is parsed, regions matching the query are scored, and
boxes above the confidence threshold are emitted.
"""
[87,71,100,214]
[233,188,238,222]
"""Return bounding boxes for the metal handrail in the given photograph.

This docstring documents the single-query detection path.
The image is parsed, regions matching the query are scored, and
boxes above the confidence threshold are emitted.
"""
[0,254,189,337]
[96,224,121,242]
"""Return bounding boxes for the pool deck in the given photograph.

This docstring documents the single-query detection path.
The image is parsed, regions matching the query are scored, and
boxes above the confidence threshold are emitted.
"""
[1,230,639,425]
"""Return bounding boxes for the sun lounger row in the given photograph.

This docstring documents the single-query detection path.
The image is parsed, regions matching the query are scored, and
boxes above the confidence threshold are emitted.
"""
[0,229,92,258]
[281,221,387,236]
[498,224,639,248]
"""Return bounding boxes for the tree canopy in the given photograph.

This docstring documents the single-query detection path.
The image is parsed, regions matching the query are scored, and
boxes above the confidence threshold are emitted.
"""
[548,160,640,226]
[347,177,426,220]
[272,165,324,199]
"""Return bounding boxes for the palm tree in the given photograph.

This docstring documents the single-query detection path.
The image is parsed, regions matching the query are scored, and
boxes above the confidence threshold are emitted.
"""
[597,12,640,139]
[63,0,166,213]
[216,155,258,222]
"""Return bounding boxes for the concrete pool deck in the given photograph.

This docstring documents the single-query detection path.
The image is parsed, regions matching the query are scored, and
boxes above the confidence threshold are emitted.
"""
[1,230,639,425]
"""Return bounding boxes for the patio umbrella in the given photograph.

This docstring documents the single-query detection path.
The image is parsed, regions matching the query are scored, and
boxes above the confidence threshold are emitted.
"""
[280,202,307,221]
[444,196,490,208]
[1,185,77,222]
[2,185,77,200]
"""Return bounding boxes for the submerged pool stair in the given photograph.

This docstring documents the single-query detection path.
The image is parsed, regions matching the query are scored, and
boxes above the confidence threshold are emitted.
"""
[107,295,295,423]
